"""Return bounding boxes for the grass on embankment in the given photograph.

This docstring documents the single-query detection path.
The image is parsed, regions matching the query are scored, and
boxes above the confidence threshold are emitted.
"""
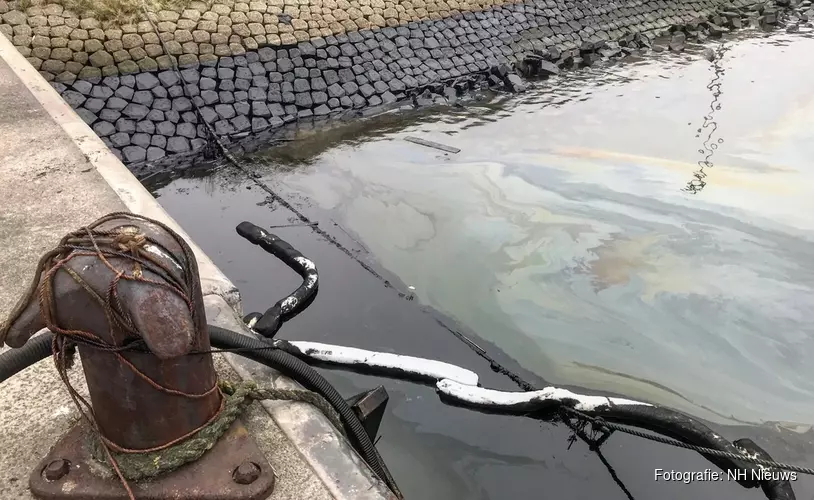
[13,0,210,23]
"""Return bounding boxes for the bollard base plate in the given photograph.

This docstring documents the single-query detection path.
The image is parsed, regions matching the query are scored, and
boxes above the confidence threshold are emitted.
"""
[29,418,276,500]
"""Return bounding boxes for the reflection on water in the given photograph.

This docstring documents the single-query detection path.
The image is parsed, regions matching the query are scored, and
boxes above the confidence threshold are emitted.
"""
[233,29,814,427]
[685,43,729,194]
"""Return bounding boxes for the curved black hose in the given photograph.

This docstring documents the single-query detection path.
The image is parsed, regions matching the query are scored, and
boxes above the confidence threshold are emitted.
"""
[0,333,52,382]
[0,329,401,498]
[236,222,319,338]
[207,325,400,497]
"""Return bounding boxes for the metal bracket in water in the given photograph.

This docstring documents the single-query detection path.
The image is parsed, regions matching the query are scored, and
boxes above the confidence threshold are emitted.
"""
[346,386,389,441]
[29,419,275,500]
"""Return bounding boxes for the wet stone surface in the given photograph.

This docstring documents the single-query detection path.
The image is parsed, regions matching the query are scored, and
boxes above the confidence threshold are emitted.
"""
[10,0,802,163]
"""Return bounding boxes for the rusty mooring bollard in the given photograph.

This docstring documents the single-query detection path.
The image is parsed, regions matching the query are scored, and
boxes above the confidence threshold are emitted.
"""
[1,213,275,500]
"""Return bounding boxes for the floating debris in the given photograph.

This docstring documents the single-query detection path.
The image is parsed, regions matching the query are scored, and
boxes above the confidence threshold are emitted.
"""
[404,137,461,154]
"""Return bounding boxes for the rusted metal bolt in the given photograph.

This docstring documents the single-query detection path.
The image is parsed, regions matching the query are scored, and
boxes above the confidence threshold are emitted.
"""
[232,461,261,485]
[43,459,70,481]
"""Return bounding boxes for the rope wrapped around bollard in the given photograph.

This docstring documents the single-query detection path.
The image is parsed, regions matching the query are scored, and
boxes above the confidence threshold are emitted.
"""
[91,380,343,481]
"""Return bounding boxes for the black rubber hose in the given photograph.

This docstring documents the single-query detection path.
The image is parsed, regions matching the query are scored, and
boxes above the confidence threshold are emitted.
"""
[0,333,52,382]
[0,329,401,498]
[236,221,320,338]
[207,325,401,497]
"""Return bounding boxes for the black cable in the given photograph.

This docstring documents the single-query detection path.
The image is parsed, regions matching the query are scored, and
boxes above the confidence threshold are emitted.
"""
[0,333,52,382]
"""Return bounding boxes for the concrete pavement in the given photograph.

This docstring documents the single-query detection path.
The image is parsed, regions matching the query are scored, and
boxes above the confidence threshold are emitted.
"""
[0,31,389,500]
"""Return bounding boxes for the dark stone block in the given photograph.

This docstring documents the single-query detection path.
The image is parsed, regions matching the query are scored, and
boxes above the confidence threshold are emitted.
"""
[167,136,191,153]
[199,107,218,123]
[115,118,135,133]
[236,67,252,80]
[92,121,115,137]
[401,75,418,88]
[111,86,133,101]
[283,72,295,83]
[234,101,250,116]
[297,108,313,119]
[300,41,316,57]
[157,121,176,136]
[132,90,153,106]
[136,118,156,134]
[342,81,358,95]
[235,79,251,91]
[278,58,294,72]
[308,77,325,91]
[350,93,366,108]
[355,75,369,86]
[327,97,340,109]
[324,70,339,85]
[248,61,265,76]
[214,120,234,135]
[339,95,353,108]
[313,104,331,116]
[252,117,269,132]
[109,131,131,147]
[177,122,197,139]
[100,109,121,122]
[172,97,192,112]
[234,56,248,67]
[91,86,114,100]
[215,103,236,119]
[327,83,345,98]
[72,80,93,95]
[132,133,151,149]
[168,85,185,97]
[252,101,271,117]
[122,145,146,163]
[282,91,295,104]
[149,101,169,115]
[200,77,216,90]
[269,103,285,116]
[134,73,159,91]
[234,90,248,101]
[146,146,165,161]
[181,111,197,123]
[388,79,406,92]
[338,68,355,83]
[122,103,149,120]
[219,79,235,91]
[252,75,269,88]
[83,97,106,113]
[295,92,313,108]
[152,86,168,98]
[102,76,120,89]
[312,91,327,105]
[373,80,389,93]
[293,78,310,92]
[358,83,376,98]
[259,47,276,62]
